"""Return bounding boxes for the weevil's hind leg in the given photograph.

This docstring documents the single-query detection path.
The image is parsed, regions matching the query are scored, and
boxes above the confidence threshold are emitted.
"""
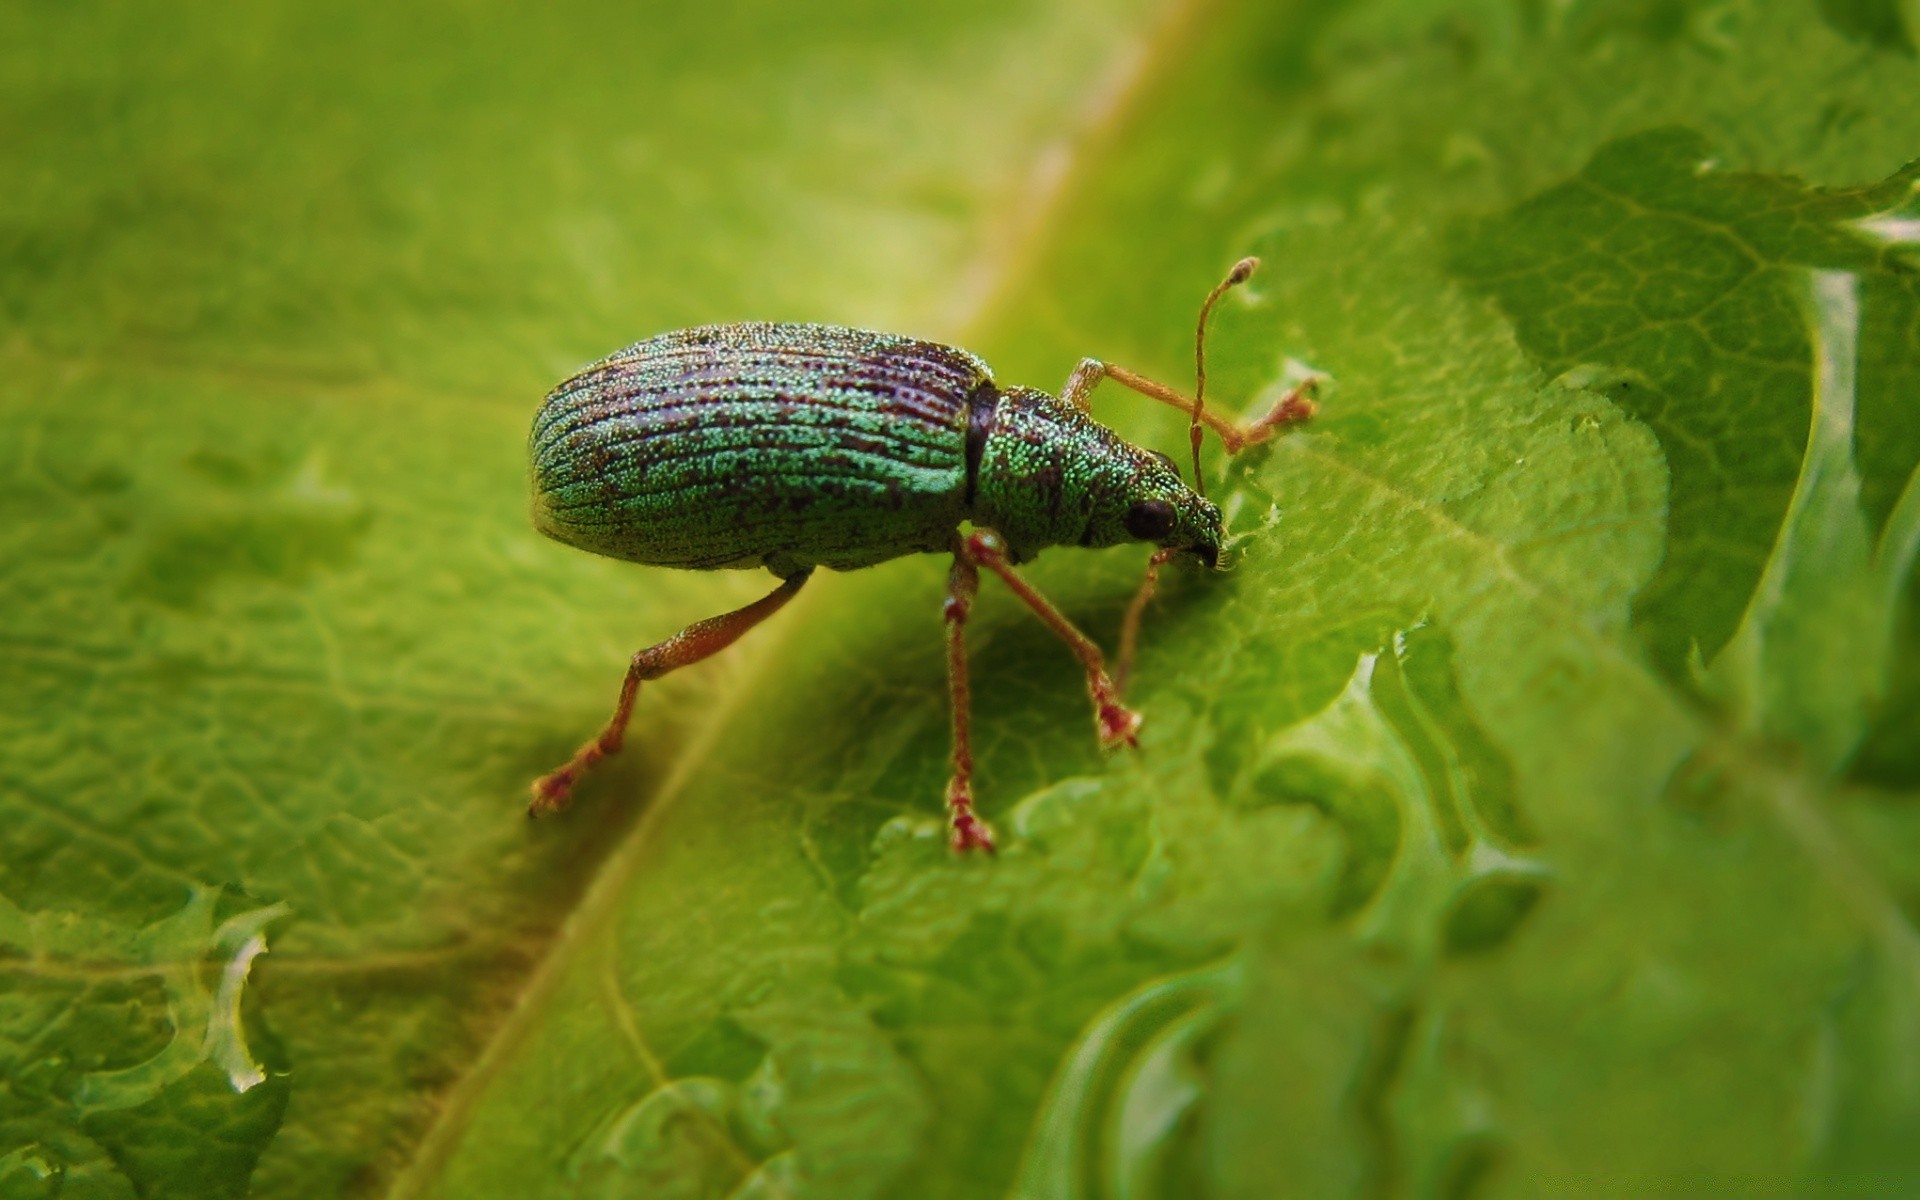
[942,545,995,853]
[961,530,1142,751]
[529,569,813,816]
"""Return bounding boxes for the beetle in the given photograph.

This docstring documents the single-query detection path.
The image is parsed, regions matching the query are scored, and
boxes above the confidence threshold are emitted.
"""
[527,258,1317,851]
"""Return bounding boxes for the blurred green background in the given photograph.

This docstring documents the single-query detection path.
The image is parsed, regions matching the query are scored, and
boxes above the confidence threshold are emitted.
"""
[4,1,1920,1196]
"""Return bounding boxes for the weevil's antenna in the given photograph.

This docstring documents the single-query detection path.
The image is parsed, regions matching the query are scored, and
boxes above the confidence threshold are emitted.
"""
[1191,256,1259,499]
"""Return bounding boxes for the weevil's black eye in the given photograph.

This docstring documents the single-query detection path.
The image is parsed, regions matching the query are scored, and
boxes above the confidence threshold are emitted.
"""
[1123,498,1177,540]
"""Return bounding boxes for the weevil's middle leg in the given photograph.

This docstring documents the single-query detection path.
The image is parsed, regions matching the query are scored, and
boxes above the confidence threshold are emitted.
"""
[529,569,812,816]
[961,530,1141,751]
[942,545,995,854]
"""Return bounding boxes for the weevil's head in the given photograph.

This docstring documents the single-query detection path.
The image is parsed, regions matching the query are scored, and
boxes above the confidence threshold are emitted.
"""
[1111,449,1224,568]
[973,388,1225,567]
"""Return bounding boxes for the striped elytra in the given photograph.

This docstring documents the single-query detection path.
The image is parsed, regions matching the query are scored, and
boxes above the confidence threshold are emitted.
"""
[532,322,995,575]
[531,320,1230,577]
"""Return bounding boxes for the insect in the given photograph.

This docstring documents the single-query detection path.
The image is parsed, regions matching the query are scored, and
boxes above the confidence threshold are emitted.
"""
[527,258,1318,852]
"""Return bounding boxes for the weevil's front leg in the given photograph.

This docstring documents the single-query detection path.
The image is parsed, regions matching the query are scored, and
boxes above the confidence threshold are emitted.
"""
[1061,258,1317,476]
[529,569,813,815]
[961,530,1141,750]
[1115,546,1181,694]
[942,546,995,853]
[1060,357,1320,454]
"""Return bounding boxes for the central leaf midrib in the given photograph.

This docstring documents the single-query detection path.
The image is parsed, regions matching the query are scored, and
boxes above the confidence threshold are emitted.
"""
[380,597,810,1198]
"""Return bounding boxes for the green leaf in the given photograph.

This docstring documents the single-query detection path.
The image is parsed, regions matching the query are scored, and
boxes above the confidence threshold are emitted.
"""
[1450,125,1920,771]
[5,1,1920,1197]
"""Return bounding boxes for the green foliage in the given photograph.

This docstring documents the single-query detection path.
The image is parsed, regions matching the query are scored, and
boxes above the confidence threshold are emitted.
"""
[3,1,1919,1196]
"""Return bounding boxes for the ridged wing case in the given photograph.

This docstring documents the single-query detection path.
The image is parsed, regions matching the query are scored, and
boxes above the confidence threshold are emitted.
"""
[532,322,989,573]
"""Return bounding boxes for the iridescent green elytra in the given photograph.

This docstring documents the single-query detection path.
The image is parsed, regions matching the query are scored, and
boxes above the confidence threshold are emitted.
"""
[531,323,1220,574]
[527,259,1319,852]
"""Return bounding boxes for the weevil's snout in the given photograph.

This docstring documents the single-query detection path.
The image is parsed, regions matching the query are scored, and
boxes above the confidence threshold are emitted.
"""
[1121,477,1222,569]
[1100,444,1225,563]
[1186,503,1225,570]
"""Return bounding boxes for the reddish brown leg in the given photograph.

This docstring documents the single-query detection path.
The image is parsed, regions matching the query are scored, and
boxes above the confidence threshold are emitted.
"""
[1068,362,1320,455]
[529,569,812,815]
[961,530,1141,751]
[1058,258,1319,501]
[1116,546,1181,694]
[1058,260,1318,495]
[942,546,994,853]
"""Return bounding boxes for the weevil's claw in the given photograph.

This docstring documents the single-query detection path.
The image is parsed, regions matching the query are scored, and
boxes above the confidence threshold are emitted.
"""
[1275,391,1318,425]
[951,811,997,854]
[528,771,576,817]
[530,728,625,816]
[1248,375,1322,438]
[1098,702,1143,751]
[945,779,996,853]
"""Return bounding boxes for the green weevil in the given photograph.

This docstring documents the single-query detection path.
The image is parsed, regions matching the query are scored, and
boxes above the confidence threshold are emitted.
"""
[527,258,1318,851]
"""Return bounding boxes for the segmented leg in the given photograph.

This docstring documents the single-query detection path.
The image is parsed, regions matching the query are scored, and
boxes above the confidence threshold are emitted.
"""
[1060,358,1320,455]
[1069,263,1320,698]
[1059,258,1317,495]
[960,530,1141,751]
[942,545,994,853]
[529,569,812,815]
[1115,546,1181,694]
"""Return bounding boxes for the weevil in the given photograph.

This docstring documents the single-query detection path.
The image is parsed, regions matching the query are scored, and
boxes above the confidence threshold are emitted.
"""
[527,258,1318,851]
